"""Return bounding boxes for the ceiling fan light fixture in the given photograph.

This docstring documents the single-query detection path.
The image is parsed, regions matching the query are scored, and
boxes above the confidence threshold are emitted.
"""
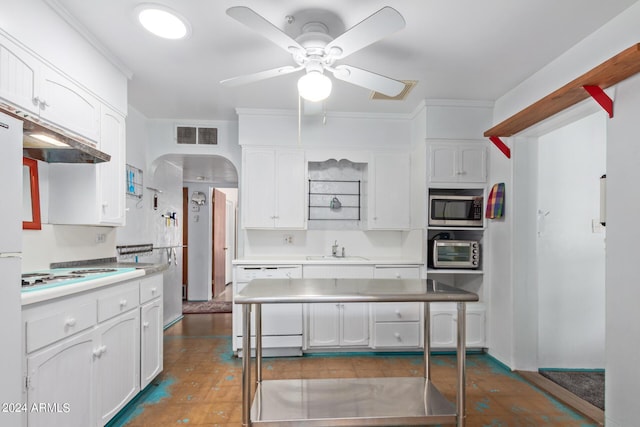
[136,4,191,40]
[298,71,332,102]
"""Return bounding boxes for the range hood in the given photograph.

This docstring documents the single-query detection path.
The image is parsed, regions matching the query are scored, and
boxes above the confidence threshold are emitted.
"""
[1,105,110,164]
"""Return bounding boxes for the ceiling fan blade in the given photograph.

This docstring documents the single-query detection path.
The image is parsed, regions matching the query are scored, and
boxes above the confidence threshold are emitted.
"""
[220,66,303,87]
[226,6,304,54]
[330,65,405,97]
[325,7,405,59]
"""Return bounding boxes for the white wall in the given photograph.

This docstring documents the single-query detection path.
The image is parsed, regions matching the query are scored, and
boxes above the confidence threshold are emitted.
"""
[537,112,606,368]
[605,73,640,427]
[486,3,640,423]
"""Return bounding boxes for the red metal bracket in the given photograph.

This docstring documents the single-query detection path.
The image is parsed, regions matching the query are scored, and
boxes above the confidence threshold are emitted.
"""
[583,85,613,118]
[489,136,511,159]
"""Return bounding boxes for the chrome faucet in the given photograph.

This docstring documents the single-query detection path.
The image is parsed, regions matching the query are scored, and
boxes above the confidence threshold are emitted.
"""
[332,240,339,257]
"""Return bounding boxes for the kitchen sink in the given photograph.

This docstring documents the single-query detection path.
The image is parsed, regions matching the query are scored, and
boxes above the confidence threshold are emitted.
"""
[306,255,369,261]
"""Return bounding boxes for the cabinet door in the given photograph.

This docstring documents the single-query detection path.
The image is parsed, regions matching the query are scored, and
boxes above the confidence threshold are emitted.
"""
[370,153,410,229]
[242,149,276,228]
[308,303,340,347]
[26,329,96,427]
[466,309,486,347]
[141,299,163,389]
[458,145,487,183]
[96,309,140,425]
[0,35,40,115]
[275,150,305,228]
[430,309,456,348]
[341,303,369,346]
[39,66,100,143]
[429,145,457,183]
[98,106,125,225]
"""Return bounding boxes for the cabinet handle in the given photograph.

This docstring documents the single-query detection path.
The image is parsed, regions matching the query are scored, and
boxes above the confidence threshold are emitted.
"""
[120,299,128,307]
[151,288,157,294]
[395,310,402,318]
[92,348,102,358]
[64,317,77,327]
[395,273,401,279]
[394,332,401,341]
[100,345,107,355]
[143,322,150,329]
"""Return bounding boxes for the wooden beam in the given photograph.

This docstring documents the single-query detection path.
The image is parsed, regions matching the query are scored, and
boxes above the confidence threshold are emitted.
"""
[484,43,640,137]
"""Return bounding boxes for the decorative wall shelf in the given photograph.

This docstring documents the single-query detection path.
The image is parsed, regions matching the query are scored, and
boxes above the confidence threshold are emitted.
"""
[308,179,361,221]
[485,43,640,153]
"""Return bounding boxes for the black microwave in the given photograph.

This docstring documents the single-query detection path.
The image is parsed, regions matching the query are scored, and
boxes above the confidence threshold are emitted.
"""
[428,195,483,227]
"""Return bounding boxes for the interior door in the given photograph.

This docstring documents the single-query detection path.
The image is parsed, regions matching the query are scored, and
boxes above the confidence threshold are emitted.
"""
[212,189,226,298]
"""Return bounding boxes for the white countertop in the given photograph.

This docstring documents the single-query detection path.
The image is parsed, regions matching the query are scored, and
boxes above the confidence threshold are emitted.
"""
[21,269,146,306]
[232,256,423,265]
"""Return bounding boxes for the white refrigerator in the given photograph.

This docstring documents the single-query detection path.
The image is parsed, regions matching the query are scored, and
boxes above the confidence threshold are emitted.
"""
[0,111,24,426]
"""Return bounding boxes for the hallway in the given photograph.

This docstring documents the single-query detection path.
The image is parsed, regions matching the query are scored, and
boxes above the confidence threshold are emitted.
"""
[110,313,599,426]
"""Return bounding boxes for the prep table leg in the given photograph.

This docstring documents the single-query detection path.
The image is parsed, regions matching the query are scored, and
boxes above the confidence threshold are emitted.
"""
[255,303,262,383]
[457,302,467,427]
[424,302,431,380]
[242,304,252,427]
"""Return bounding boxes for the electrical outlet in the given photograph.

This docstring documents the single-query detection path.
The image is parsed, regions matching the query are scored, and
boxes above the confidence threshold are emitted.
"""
[95,233,106,244]
[283,234,294,245]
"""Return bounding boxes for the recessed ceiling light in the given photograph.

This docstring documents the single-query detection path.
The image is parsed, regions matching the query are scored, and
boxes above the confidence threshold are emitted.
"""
[136,4,191,40]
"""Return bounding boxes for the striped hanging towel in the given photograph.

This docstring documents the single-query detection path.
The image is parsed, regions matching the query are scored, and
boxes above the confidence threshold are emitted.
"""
[486,183,505,219]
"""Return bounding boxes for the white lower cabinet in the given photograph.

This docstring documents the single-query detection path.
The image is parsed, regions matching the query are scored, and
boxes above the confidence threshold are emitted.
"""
[304,264,373,349]
[22,274,164,427]
[96,309,140,425]
[140,298,163,389]
[430,302,486,349]
[26,329,95,427]
[308,303,369,347]
[372,265,422,349]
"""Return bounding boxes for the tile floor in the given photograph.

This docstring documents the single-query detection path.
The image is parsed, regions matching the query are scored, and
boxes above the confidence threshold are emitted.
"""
[109,313,598,427]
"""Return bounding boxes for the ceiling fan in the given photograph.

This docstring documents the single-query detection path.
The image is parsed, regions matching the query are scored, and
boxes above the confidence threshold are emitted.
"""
[220,6,406,102]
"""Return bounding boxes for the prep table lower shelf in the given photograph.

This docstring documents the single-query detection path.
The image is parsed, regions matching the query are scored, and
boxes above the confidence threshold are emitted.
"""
[250,377,456,426]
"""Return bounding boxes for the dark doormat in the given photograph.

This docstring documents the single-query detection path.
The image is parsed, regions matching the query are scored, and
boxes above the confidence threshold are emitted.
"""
[539,370,604,410]
[182,299,232,314]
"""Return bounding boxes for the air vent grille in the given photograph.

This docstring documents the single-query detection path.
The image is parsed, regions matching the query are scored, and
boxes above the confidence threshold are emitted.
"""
[370,80,417,101]
[177,126,218,145]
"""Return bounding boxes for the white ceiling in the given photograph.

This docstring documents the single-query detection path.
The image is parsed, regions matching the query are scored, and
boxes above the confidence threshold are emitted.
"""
[49,0,638,183]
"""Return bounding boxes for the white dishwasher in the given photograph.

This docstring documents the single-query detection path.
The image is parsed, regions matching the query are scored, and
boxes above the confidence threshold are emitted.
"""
[232,265,303,356]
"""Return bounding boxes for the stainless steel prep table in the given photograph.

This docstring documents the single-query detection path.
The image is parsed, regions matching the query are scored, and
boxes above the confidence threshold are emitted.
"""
[235,278,479,427]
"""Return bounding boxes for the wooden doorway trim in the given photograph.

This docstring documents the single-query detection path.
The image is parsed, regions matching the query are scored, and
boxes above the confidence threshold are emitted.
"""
[212,189,227,298]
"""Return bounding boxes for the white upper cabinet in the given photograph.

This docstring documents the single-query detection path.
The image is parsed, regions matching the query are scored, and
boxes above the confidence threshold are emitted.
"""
[429,142,487,184]
[369,152,411,229]
[0,34,100,143]
[39,66,100,143]
[242,148,306,229]
[0,35,40,115]
[97,105,125,225]
[48,106,126,226]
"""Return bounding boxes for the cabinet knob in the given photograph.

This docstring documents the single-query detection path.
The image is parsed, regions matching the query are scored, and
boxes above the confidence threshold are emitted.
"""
[143,322,150,329]
[151,288,157,294]
[395,310,402,318]
[395,273,401,279]
[64,317,77,327]
[394,332,401,341]
[120,299,128,307]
